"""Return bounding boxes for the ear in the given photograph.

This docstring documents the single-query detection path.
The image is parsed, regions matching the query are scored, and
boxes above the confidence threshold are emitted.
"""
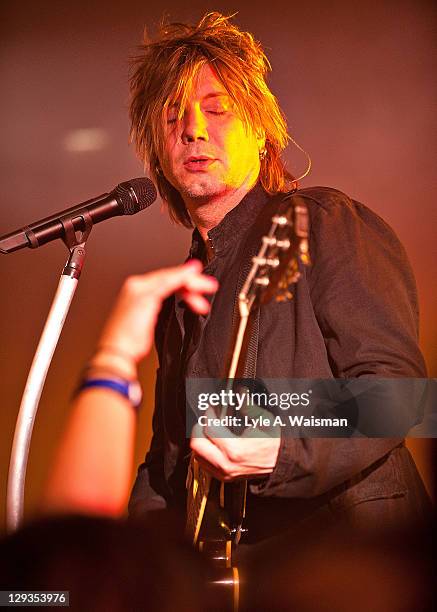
[256,129,266,151]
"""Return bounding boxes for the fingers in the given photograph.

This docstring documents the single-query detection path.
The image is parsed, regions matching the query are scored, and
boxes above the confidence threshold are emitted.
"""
[190,428,239,481]
[95,261,218,366]
[132,260,217,315]
[147,260,218,303]
[190,419,279,479]
[180,290,212,315]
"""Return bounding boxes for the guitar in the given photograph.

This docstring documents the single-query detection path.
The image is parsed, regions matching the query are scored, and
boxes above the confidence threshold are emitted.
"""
[186,193,310,611]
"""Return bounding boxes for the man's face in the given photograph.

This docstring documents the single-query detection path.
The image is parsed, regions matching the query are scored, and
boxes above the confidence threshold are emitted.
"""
[159,64,263,204]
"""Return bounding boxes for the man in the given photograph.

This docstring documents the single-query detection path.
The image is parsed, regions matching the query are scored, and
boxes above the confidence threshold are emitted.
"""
[127,12,430,538]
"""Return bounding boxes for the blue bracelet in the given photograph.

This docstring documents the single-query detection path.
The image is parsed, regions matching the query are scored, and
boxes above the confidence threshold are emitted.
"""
[77,378,143,410]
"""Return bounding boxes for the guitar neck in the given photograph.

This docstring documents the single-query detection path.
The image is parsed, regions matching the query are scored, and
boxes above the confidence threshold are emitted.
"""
[227,314,249,381]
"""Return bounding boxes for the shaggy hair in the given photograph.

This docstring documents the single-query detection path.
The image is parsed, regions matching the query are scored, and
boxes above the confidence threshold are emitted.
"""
[129,12,293,227]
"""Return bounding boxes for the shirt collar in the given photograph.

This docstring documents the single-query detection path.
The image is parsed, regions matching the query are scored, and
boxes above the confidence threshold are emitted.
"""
[188,183,270,260]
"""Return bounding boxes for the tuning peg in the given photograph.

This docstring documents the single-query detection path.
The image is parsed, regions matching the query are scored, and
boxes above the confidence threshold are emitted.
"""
[276,238,291,250]
[252,255,266,266]
[272,214,289,226]
[266,257,280,267]
[252,256,279,268]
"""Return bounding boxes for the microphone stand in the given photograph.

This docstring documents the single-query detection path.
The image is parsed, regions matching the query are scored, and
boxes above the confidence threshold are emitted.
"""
[6,211,93,532]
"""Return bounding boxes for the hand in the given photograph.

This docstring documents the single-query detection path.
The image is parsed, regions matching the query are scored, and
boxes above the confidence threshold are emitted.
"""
[96,260,218,365]
[190,406,280,481]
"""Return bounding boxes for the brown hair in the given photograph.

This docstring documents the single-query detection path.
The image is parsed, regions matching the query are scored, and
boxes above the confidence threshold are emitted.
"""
[129,12,293,227]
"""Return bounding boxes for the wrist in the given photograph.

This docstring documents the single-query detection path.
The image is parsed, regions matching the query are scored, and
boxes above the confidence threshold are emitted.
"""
[88,345,138,380]
[78,344,142,411]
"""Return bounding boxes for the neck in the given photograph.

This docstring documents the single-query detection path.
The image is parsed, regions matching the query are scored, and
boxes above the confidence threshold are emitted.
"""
[185,181,257,244]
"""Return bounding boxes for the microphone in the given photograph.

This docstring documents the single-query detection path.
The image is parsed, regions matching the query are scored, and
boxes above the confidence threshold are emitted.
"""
[0,177,157,254]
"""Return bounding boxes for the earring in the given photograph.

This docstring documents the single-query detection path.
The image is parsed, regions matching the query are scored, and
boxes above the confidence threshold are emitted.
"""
[259,148,267,161]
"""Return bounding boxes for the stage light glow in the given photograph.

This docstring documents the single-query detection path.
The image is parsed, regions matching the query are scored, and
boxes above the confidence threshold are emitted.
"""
[63,128,109,153]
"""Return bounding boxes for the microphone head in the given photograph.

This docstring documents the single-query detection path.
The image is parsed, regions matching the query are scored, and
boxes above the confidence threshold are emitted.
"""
[114,177,157,214]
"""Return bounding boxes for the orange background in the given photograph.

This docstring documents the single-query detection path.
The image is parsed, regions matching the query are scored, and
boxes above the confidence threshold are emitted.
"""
[0,1,435,531]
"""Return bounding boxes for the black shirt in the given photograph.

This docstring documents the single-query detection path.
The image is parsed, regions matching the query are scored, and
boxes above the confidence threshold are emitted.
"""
[129,184,427,531]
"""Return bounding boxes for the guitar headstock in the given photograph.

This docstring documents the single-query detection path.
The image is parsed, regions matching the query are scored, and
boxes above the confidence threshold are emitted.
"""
[239,195,309,317]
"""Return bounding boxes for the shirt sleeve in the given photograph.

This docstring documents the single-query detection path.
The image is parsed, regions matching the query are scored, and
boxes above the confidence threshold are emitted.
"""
[251,188,427,498]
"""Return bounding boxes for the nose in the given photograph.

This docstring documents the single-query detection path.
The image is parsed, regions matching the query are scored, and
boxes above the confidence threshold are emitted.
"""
[181,104,209,144]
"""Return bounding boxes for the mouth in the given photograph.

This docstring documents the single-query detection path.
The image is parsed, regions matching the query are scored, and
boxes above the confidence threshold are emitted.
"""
[184,156,216,171]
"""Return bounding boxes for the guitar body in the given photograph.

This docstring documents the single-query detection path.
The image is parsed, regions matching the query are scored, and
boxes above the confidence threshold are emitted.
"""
[186,456,246,611]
